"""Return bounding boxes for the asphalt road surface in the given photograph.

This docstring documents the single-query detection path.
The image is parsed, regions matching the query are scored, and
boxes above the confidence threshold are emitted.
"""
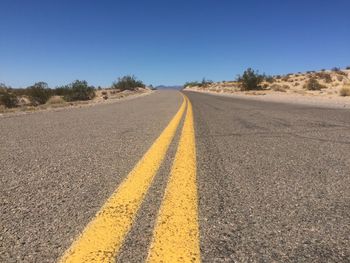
[1,90,349,262]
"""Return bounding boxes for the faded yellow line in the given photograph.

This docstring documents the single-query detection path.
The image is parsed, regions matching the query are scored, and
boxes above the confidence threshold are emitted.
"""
[147,95,201,262]
[59,96,186,263]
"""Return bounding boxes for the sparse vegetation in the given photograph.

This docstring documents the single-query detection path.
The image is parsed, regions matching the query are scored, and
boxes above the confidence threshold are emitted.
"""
[271,84,287,92]
[27,82,52,105]
[281,76,289,81]
[184,78,213,88]
[184,81,201,88]
[336,71,347,76]
[0,84,18,108]
[303,78,327,90]
[46,96,66,105]
[339,85,350,96]
[60,80,96,102]
[0,76,146,113]
[112,75,145,91]
[237,68,264,91]
[315,72,332,83]
[264,75,274,83]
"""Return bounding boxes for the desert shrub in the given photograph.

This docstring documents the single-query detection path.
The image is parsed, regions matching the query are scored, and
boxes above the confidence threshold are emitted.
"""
[316,72,332,83]
[184,78,213,88]
[0,86,18,108]
[237,68,264,91]
[52,86,69,96]
[331,67,347,75]
[60,80,95,101]
[112,75,145,91]
[27,82,52,105]
[282,76,289,81]
[184,81,201,87]
[339,85,350,96]
[294,82,300,86]
[46,96,65,105]
[264,75,274,83]
[337,75,344,82]
[11,88,28,97]
[110,89,118,94]
[336,71,347,76]
[200,78,213,86]
[271,84,287,92]
[303,78,327,90]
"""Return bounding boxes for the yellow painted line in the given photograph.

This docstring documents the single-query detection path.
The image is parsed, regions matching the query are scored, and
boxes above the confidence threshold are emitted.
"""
[59,96,186,263]
[147,95,201,262]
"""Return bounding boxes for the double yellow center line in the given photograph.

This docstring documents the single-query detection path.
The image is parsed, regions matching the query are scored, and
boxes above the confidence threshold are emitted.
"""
[60,94,200,263]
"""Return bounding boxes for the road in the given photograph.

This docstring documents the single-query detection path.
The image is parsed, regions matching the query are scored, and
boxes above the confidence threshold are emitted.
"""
[1,90,349,262]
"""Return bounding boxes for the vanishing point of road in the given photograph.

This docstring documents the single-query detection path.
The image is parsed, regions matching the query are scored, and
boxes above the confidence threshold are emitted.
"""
[1,90,349,262]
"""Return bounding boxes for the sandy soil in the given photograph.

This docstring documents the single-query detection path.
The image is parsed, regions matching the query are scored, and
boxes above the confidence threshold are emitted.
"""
[185,69,350,109]
[185,88,350,109]
[0,88,153,117]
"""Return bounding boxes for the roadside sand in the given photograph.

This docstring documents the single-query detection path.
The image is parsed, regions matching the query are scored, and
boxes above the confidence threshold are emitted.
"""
[0,89,153,117]
[185,88,350,109]
[185,69,350,109]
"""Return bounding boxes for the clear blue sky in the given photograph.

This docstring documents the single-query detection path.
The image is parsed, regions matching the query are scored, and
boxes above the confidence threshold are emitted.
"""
[1,0,349,87]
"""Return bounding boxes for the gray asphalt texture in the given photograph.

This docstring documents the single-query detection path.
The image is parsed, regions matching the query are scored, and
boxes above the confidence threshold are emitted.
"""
[1,90,350,262]
[185,91,350,262]
[0,91,182,262]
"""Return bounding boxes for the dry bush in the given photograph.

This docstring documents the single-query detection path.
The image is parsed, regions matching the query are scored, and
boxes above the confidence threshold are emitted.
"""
[237,68,264,91]
[271,84,287,92]
[0,89,18,108]
[303,78,327,90]
[337,75,344,82]
[332,68,347,76]
[27,82,52,105]
[339,85,350,96]
[294,82,300,86]
[316,72,332,83]
[110,90,118,95]
[46,96,65,105]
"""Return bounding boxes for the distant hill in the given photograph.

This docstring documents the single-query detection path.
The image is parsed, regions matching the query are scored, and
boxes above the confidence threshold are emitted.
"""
[155,85,183,90]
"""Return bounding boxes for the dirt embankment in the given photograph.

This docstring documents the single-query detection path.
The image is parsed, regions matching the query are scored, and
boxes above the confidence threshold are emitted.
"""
[185,69,350,109]
[0,88,152,116]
